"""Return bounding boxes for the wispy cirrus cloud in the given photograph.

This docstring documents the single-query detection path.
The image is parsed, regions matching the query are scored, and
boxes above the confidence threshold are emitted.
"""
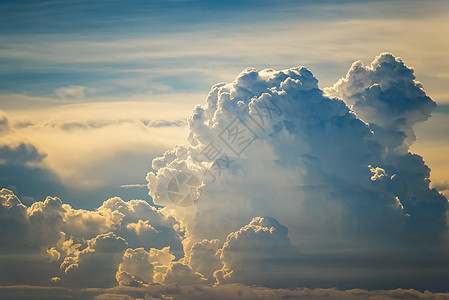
[143,54,449,290]
[1,6,449,100]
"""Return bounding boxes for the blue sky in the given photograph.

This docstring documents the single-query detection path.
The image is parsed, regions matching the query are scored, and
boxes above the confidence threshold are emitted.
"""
[2,0,448,100]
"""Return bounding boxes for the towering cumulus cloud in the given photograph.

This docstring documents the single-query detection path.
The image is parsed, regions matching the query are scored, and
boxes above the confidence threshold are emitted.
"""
[147,53,448,286]
[0,54,448,297]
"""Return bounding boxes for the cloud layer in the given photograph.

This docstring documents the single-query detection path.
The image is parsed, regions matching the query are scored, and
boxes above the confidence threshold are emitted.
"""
[2,284,449,300]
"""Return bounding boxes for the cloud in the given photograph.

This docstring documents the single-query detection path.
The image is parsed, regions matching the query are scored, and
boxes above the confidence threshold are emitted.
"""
[146,53,448,289]
[58,197,184,270]
[188,239,221,282]
[0,189,183,287]
[0,189,64,254]
[0,114,70,204]
[119,184,146,188]
[0,140,69,206]
[215,217,294,286]
[326,53,436,151]
[0,189,68,285]
[116,246,174,286]
[54,85,85,100]
[1,284,449,300]
[433,182,449,193]
[1,101,191,200]
[1,53,448,293]
[326,53,447,239]
[163,262,206,285]
[0,143,46,166]
[143,120,186,128]
[55,119,185,131]
[61,232,127,288]
[2,2,449,109]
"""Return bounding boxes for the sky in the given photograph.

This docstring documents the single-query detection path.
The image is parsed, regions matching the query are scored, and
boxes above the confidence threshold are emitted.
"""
[1,0,449,299]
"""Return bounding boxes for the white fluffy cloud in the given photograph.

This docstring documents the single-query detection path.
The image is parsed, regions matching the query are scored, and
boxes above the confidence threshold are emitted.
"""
[326,53,447,240]
[326,53,436,151]
[60,232,128,288]
[2,284,449,299]
[116,246,175,286]
[163,262,206,285]
[0,189,64,253]
[215,217,293,285]
[0,188,183,287]
[62,197,183,253]
[1,53,448,293]
[145,53,448,287]
[0,189,66,285]
[188,238,221,282]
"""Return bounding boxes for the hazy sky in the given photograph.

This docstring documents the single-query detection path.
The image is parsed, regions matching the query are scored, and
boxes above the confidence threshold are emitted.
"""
[1,1,449,298]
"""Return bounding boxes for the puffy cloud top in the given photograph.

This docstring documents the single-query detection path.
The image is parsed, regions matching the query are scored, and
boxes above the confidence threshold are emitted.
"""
[326,52,436,151]
[147,54,447,253]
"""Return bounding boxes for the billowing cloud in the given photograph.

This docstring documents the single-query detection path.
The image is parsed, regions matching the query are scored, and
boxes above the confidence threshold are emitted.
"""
[0,114,69,204]
[188,238,221,282]
[62,197,183,252]
[0,189,64,253]
[1,53,448,294]
[0,189,66,285]
[215,217,294,285]
[163,262,206,285]
[0,101,191,207]
[326,53,448,240]
[0,142,46,166]
[145,53,448,289]
[0,189,183,287]
[0,141,67,207]
[326,53,436,151]
[60,232,127,288]
[116,246,174,286]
